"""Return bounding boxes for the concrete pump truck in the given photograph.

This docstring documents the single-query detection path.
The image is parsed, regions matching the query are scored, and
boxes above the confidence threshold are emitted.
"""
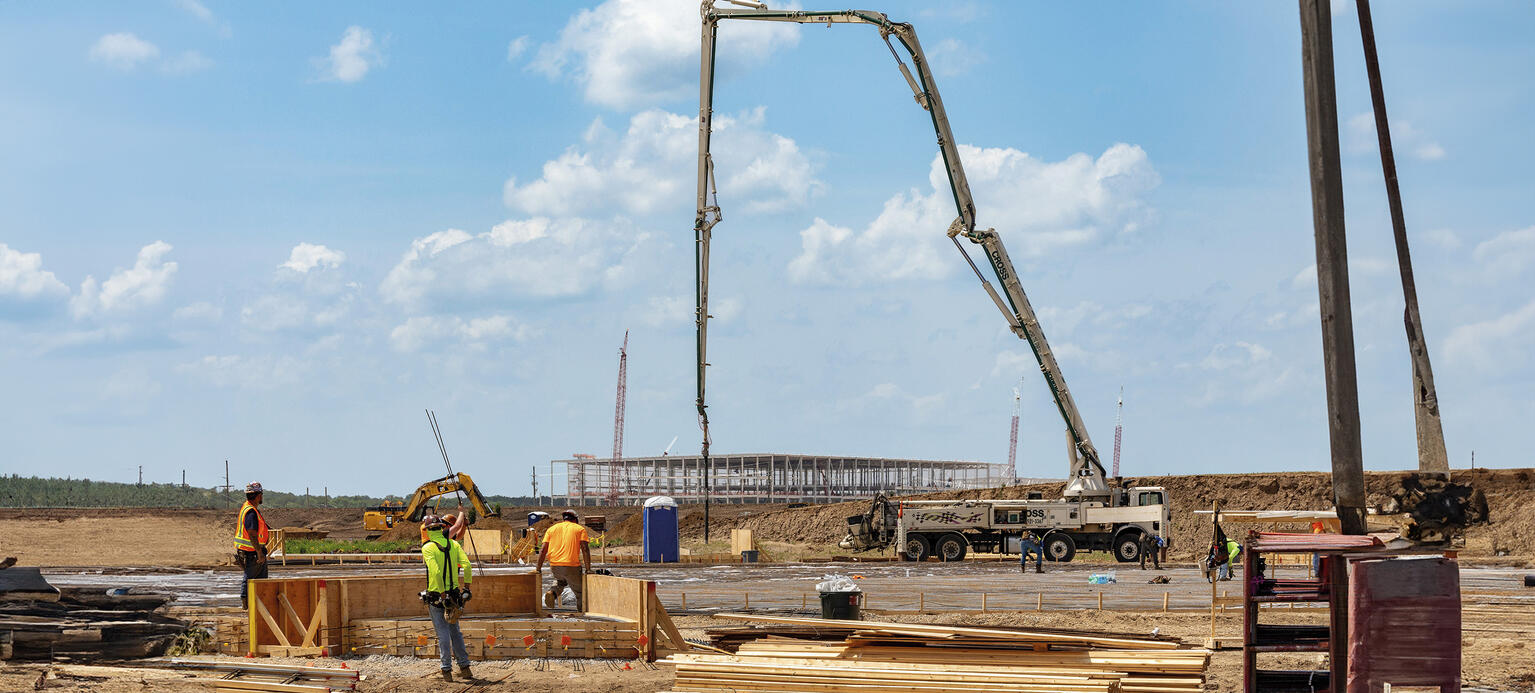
[694,2,1171,562]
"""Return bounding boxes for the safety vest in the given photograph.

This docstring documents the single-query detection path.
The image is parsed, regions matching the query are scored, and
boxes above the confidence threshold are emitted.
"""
[234,501,270,552]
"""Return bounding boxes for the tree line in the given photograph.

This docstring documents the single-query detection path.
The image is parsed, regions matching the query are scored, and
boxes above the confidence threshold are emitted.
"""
[0,474,543,509]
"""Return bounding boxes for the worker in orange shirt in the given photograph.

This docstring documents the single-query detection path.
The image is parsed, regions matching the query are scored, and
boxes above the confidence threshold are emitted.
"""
[233,482,270,609]
[535,510,591,611]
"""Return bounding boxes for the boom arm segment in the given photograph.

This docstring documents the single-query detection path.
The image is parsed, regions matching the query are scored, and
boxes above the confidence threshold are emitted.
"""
[697,4,1108,498]
[403,472,498,523]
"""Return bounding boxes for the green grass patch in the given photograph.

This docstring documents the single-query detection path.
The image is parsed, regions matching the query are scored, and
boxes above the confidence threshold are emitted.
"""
[285,538,419,554]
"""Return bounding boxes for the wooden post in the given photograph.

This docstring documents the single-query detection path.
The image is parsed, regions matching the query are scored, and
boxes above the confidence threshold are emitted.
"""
[1354,0,1450,473]
[1036,593,1042,611]
[1097,592,1103,610]
[918,592,924,612]
[744,593,749,610]
[682,592,687,611]
[1298,0,1367,535]
[981,593,987,613]
[1163,591,1170,612]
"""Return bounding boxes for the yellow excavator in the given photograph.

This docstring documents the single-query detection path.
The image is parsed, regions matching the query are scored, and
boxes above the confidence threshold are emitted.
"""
[362,473,499,535]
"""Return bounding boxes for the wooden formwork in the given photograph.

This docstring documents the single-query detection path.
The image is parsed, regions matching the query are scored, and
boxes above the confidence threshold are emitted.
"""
[244,571,685,661]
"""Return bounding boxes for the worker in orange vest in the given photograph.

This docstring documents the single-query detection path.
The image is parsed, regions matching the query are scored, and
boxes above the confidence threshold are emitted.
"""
[234,482,271,609]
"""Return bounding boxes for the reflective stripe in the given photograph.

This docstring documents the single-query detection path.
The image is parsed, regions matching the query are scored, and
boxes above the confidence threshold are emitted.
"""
[234,502,270,552]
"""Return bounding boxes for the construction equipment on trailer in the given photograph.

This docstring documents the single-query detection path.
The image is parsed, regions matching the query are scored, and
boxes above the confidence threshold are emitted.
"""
[362,499,406,532]
[841,484,1170,563]
[694,3,1116,517]
[402,472,498,523]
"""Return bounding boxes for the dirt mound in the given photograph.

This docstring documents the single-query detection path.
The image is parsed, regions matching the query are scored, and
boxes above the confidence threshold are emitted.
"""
[730,467,1535,560]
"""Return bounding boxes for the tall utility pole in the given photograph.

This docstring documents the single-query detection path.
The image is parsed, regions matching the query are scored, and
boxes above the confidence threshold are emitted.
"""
[1355,0,1449,474]
[609,330,629,505]
[1299,0,1367,535]
[182,470,186,489]
[531,466,539,505]
[1112,387,1124,479]
[1007,377,1022,481]
[137,466,143,487]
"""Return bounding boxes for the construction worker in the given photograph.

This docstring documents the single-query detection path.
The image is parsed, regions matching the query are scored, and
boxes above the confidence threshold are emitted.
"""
[233,482,270,610]
[1018,530,1043,574]
[420,514,474,682]
[1219,537,1241,581]
[1139,532,1162,570]
[536,509,591,610]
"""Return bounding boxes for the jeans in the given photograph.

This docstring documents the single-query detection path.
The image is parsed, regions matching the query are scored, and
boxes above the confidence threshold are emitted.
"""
[236,552,268,609]
[1020,541,1042,570]
[1217,562,1231,580]
[428,604,469,670]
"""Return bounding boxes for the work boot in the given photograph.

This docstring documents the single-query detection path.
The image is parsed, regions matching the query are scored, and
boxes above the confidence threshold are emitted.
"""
[459,665,474,680]
[1034,565,1043,574]
[440,668,454,682]
[1019,564,1027,574]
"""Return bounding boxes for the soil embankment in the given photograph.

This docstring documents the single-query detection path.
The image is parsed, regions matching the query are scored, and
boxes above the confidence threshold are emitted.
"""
[1,468,1529,567]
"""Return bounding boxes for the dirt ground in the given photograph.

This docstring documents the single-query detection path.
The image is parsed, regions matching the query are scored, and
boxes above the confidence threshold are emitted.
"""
[3,605,1531,692]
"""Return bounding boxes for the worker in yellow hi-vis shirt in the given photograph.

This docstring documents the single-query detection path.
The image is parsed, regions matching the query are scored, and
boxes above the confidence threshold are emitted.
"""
[536,509,590,611]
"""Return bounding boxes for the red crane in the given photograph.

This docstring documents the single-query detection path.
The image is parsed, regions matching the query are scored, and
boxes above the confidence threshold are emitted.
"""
[607,331,628,505]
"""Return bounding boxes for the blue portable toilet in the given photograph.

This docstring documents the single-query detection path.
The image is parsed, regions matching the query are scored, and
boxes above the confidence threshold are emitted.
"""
[642,496,679,563]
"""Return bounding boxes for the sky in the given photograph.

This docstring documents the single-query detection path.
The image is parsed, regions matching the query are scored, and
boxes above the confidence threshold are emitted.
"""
[1,1,1531,499]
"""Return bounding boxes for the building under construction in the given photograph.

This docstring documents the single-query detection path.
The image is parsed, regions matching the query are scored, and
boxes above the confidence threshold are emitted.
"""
[553,453,1026,506]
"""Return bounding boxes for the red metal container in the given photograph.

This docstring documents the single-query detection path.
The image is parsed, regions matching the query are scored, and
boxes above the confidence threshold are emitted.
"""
[1347,556,1460,692]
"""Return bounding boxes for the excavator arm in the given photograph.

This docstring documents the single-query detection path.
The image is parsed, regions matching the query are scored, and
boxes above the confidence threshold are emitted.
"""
[698,3,1109,499]
[403,473,498,523]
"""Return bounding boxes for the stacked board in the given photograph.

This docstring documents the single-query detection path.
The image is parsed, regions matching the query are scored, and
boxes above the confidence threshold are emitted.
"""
[663,614,1209,693]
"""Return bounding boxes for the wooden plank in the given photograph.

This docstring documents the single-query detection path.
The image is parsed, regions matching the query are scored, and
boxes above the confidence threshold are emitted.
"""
[253,598,291,648]
[583,573,647,623]
[301,582,326,648]
[277,593,307,647]
[196,678,332,692]
[651,592,688,653]
[711,613,1181,650]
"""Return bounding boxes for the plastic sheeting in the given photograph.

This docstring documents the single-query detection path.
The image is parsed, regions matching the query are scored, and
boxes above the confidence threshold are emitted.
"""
[815,574,861,593]
[1347,556,1461,693]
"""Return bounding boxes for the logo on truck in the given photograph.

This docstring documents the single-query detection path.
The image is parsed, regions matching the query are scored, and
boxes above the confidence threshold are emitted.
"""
[917,510,983,525]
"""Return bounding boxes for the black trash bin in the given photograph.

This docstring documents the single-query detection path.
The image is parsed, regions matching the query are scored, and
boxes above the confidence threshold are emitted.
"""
[819,590,862,620]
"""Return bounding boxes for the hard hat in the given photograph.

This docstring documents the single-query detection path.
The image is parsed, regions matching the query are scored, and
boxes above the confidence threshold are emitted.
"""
[560,509,580,522]
[245,482,264,494]
[422,514,446,530]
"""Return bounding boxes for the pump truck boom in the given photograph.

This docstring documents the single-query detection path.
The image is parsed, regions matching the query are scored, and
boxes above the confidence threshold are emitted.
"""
[695,3,1112,501]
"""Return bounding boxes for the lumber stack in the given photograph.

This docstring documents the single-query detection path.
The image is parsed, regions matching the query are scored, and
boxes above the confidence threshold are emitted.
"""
[663,613,1209,693]
[159,657,359,692]
[0,579,187,661]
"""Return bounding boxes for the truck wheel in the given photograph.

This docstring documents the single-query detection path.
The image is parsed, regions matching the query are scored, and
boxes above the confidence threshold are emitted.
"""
[935,534,968,562]
[1043,533,1076,563]
[1114,533,1141,563]
[903,534,931,562]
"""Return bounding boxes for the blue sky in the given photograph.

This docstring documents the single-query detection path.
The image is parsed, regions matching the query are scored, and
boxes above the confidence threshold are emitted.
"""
[1,1,1530,498]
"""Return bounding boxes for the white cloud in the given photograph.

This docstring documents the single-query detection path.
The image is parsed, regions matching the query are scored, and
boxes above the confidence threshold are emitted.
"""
[70,241,178,318]
[788,143,1159,285]
[639,295,691,327]
[160,50,213,74]
[1346,112,1446,162]
[1201,341,1272,371]
[89,33,160,70]
[316,26,382,83]
[1443,299,1535,371]
[530,0,799,109]
[1420,228,1461,251]
[991,349,1034,377]
[928,38,984,77]
[174,0,213,23]
[176,354,305,390]
[380,218,651,311]
[388,314,535,353]
[1290,256,1392,290]
[504,108,818,218]
[839,382,946,417]
[0,243,69,307]
[172,301,222,321]
[1472,226,1535,277]
[506,35,530,62]
[280,243,347,273]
